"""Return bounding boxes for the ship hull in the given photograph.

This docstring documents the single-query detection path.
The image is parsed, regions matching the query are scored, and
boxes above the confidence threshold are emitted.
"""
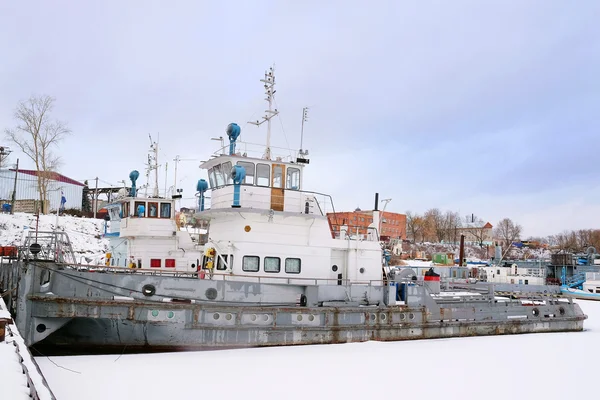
[27,295,585,354]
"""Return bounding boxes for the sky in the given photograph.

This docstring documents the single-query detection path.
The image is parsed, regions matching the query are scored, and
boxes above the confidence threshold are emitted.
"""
[0,0,599,237]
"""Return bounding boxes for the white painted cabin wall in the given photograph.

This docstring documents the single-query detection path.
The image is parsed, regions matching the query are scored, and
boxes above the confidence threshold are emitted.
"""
[206,210,383,285]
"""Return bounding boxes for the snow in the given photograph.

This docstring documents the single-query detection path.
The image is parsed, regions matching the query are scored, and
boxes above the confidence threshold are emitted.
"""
[0,298,54,400]
[33,300,600,400]
[0,212,109,259]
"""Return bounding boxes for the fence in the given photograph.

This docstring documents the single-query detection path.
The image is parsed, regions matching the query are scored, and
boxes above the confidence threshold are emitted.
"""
[0,169,83,213]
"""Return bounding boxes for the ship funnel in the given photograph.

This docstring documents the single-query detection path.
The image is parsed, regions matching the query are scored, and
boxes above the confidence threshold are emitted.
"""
[226,123,241,155]
[129,170,140,197]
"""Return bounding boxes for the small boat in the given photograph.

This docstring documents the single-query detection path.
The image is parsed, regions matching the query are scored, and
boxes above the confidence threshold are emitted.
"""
[561,271,600,301]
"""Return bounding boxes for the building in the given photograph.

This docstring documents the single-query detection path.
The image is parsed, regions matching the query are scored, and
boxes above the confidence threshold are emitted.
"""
[0,169,85,213]
[327,208,406,240]
[455,221,494,245]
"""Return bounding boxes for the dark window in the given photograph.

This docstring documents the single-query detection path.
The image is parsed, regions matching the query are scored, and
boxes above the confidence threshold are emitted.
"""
[285,258,301,274]
[242,256,260,272]
[148,202,158,218]
[217,255,233,271]
[160,203,172,218]
[264,257,281,273]
[134,201,146,217]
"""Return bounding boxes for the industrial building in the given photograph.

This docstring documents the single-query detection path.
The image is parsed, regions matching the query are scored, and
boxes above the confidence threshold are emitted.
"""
[327,208,406,240]
[0,169,85,213]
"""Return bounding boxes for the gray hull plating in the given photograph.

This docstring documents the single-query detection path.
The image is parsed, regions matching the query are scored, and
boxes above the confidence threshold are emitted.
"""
[1,261,587,351]
[29,297,585,351]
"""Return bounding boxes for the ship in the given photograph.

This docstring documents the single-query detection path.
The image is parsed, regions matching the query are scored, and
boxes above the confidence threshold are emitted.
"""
[0,67,587,353]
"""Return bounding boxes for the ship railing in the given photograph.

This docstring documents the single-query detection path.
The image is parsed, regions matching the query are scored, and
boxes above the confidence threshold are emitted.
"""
[210,140,301,162]
[50,263,389,286]
[198,186,336,216]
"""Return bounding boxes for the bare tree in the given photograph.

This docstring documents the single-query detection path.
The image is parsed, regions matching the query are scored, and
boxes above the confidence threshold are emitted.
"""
[494,218,522,259]
[444,210,462,245]
[5,95,70,213]
[464,214,488,246]
[424,208,446,242]
[405,211,422,243]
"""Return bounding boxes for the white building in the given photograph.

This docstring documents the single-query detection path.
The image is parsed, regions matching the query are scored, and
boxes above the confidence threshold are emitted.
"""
[482,264,546,285]
[0,169,85,212]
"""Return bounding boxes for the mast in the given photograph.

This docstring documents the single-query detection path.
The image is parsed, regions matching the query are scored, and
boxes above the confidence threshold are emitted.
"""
[248,65,279,160]
[300,106,309,156]
[146,134,160,197]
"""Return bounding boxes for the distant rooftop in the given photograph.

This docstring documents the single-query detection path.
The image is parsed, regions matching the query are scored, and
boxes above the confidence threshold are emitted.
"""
[10,169,85,187]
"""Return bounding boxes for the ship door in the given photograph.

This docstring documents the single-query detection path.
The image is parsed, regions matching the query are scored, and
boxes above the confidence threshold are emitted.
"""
[270,164,285,211]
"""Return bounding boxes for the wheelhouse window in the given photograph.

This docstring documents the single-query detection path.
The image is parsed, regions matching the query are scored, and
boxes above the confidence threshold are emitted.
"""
[222,161,233,185]
[237,161,255,185]
[208,168,216,188]
[109,207,120,221]
[285,258,301,274]
[273,165,283,188]
[286,167,300,190]
[256,163,270,187]
[217,254,233,271]
[122,202,130,218]
[148,202,158,218]
[134,201,146,217]
[242,256,259,272]
[160,203,172,218]
[264,257,281,273]
[214,164,225,187]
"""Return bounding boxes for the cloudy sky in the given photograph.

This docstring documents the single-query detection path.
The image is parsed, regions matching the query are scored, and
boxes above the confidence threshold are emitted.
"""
[1,1,599,237]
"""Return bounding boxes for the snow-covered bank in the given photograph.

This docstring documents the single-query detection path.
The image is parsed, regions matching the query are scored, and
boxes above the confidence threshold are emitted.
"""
[0,212,109,257]
[37,300,599,400]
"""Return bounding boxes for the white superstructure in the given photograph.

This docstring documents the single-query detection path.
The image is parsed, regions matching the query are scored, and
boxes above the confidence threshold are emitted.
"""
[103,66,386,287]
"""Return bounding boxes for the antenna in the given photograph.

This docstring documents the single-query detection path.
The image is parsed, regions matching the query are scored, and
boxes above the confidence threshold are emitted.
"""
[146,134,160,197]
[296,107,310,164]
[248,65,279,160]
[300,107,309,153]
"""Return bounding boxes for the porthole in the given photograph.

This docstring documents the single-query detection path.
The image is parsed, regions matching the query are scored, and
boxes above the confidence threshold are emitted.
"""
[409,313,415,320]
[370,313,376,321]
[167,311,174,319]
[559,307,565,316]
[532,308,539,317]
[36,324,47,333]
[359,267,365,274]
[297,315,303,321]
[151,310,159,317]
[226,314,232,321]
[308,315,315,322]
[332,265,338,272]
[213,313,220,320]
[205,288,218,300]
[251,314,257,321]
[380,314,387,321]
[263,314,269,322]
[399,313,406,321]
